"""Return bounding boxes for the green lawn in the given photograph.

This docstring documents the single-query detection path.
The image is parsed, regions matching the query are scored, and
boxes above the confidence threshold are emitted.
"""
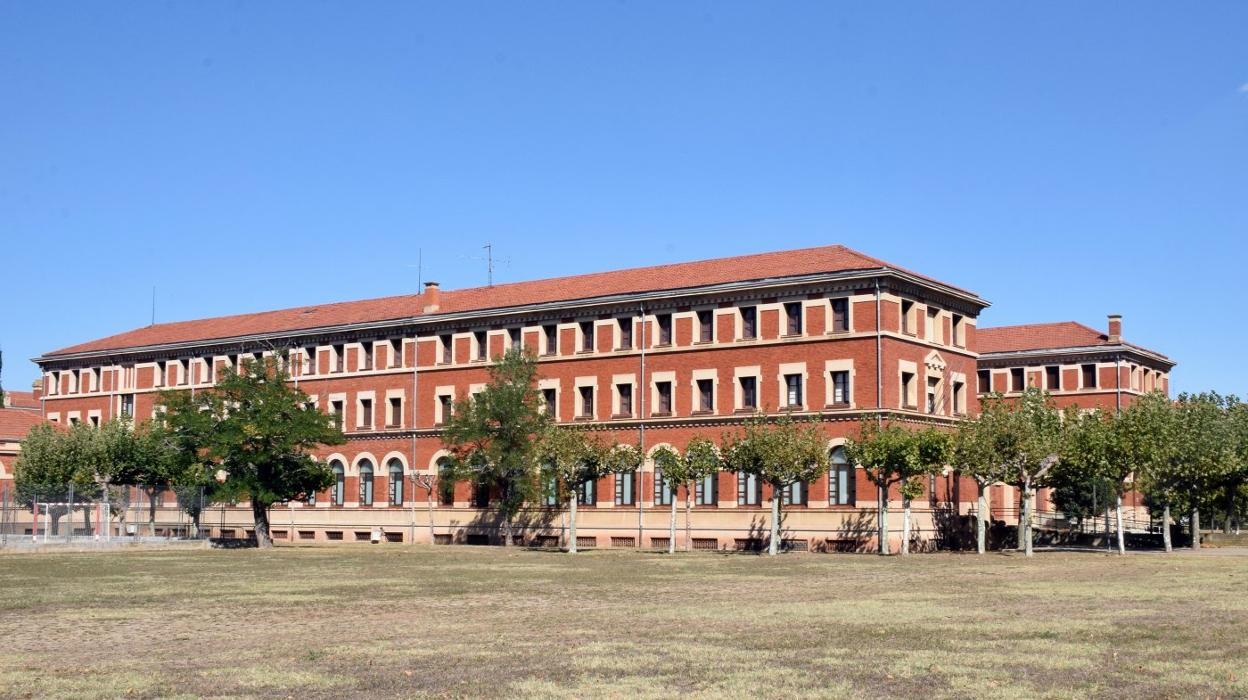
[0,546,1245,699]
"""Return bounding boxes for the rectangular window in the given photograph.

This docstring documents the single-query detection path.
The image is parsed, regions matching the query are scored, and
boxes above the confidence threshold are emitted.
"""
[785,374,803,408]
[330,400,344,430]
[617,318,632,349]
[304,348,316,376]
[829,458,854,506]
[740,306,757,340]
[473,482,490,508]
[616,383,633,417]
[901,372,916,408]
[1082,364,1098,389]
[541,474,559,507]
[656,381,673,415]
[696,378,714,412]
[542,388,557,416]
[952,314,965,347]
[740,376,757,410]
[782,481,807,506]
[390,338,403,368]
[1046,366,1061,391]
[578,386,594,418]
[784,302,803,335]
[697,310,713,343]
[901,300,915,335]
[927,378,940,414]
[439,335,453,364]
[508,327,522,350]
[437,395,452,424]
[927,307,941,343]
[978,369,992,394]
[830,371,850,405]
[737,472,760,506]
[388,397,402,427]
[615,473,634,506]
[154,362,165,387]
[695,473,717,505]
[359,398,373,428]
[120,394,135,418]
[543,325,558,356]
[830,298,849,332]
[657,314,673,345]
[655,468,672,506]
[178,360,189,385]
[578,479,596,506]
[333,345,345,373]
[1010,368,1025,392]
[953,380,966,415]
[474,331,487,361]
[580,321,594,352]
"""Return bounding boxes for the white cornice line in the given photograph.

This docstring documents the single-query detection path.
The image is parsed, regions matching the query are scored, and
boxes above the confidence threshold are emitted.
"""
[978,344,1175,368]
[35,267,989,365]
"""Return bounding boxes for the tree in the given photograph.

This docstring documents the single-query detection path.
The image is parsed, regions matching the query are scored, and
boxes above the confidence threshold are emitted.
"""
[724,415,830,556]
[651,438,722,554]
[1219,396,1248,535]
[13,422,102,535]
[844,419,917,555]
[160,354,344,548]
[536,425,603,554]
[951,397,1014,554]
[900,430,950,555]
[441,347,549,547]
[1166,393,1236,550]
[998,389,1065,556]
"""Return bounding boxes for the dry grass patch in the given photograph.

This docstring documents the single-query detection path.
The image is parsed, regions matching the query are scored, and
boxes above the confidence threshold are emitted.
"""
[0,546,1245,699]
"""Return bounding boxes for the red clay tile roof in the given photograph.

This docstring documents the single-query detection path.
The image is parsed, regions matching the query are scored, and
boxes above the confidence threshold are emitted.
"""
[978,321,1172,363]
[0,408,46,441]
[43,245,979,357]
[3,390,39,410]
[978,322,1109,354]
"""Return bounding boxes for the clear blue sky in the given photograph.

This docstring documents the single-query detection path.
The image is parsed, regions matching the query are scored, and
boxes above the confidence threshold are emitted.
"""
[2,3,1245,395]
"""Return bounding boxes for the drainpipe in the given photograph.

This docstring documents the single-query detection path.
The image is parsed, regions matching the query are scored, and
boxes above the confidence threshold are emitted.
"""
[1115,355,1122,415]
[411,333,420,542]
[875,278,883,425]
[637,303,647,548]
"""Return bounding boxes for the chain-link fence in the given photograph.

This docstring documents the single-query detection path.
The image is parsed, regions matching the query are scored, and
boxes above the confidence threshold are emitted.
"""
[0,482,214,548]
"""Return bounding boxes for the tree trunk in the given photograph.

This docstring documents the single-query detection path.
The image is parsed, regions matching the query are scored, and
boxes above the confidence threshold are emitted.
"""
[1022,485,1034,557]
[1162,503,1172,553]
[768,487,780,556]
[668,494,677,555]
[878,483,890,555]
[901,497,912,555]
[976,482,987,555]
[684,490,693,553]
[252,501,272,548]
[1224,488,1235,535]
[148,487,159,537]
[568,494,578,554]
[501,514,513,548]
[1016,488,1026,551]
[500,484,513,547]
[426,484,435,545]
[1115,494,1126,556]
[1190,507,1200,551]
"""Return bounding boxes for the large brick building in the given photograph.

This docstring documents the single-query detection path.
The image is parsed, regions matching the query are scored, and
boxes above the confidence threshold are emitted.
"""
[20,244,1171,549]
[974,316,1175,523]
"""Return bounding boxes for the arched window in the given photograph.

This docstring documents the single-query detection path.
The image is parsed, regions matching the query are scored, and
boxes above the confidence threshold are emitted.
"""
[436,457,455,506]
[358,459,374,506]
[829,447,854,506]
[388,458,404,506]
[331,460,345,506]
[654,465,672,506]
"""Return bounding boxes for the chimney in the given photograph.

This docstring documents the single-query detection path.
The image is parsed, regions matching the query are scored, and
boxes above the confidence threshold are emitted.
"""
[422,281,441,313]
[31,379,43,401]
[1107,314,1122,344]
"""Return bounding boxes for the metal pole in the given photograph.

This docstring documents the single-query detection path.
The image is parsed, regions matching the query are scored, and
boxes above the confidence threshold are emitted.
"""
[637,304,647,548]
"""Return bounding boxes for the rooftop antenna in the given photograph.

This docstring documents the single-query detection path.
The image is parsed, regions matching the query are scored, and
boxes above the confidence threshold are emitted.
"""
[461,243,509,287]
[404,247,424,294]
